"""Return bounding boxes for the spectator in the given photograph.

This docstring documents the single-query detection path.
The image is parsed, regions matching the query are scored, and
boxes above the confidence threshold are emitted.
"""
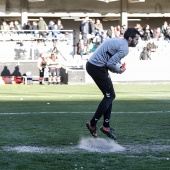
[135,23,144,38]
[32,21,38,37]
[94,19,103,34]
[139,47,151,60]
[37,17,48,45]
[23,22,32,34]
[80,16,90,44]
[14,20,22,34]
[164,24,170,40]
[47,53,59,85]
[0,21,10,34]
[120,24,127,37]
[115,25,121,37]
[1,66,11,76]
[47,20,55,37]
[107,26,116,38]
[89,18,96,39]
[94,19,104,43]
[53,24,61,38]
[55,54,62,84]
[9,21,15,35]
[11,66,22,76]
[77,39,87,57]
[37,17,48,38]
[56,19,64,30]
[37,52,47,85]
[161,21,168,37]
[153,27,162,40]
[142,24,153,41]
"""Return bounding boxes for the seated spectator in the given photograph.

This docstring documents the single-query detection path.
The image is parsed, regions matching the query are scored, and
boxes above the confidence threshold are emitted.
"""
[56,19,64,37]
[94,19,104,43]
[32,21,38,37]
[47,20,55,38]
[135,23,144,38]
[23,22,32,34]
[9,21,15,35]
[52,24,61,39]
[139,47,151,60]
[150,42,158,52]
[115,25,121,37]
[56,19,64,30]
[89,18,96,40]
[14,20,22,34]
[120,24,126,37]
[107,26,116,38]
[153,27,162,40]
[142,24,153,41]
[161,21,168,37]
[164,24,170,40]
[95,19,103,34]
[77,39,88,56]
[0,21,10,34]
[146,42,158,53]
[80,16,90,44]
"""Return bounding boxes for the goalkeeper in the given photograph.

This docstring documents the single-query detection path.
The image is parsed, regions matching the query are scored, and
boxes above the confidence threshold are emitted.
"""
[86,28,140,139]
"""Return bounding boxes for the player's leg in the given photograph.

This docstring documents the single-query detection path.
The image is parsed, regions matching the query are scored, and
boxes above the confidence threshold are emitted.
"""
[86,62,115,137]
[56,68,61,84]
[48,69,52,85]
[52,69,56,85]
[86,62,115,126]
[39,68,44,85]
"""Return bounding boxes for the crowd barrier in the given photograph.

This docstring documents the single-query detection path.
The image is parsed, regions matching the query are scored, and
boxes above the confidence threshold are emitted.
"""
[0,29,75,61]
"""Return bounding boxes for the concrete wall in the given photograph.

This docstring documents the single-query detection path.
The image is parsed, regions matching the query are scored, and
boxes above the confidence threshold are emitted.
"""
[1,39,170,83]
[5,0,170,14]
[1,0,170,43]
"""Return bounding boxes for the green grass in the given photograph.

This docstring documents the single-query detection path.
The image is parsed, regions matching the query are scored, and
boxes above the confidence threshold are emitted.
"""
[0,83,170,170]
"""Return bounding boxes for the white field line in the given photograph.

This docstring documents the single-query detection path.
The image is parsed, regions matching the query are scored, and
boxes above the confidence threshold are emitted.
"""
[0,111,170,115]
[2,138,170,154]
[0,95,101,98]
[0,94,170,98]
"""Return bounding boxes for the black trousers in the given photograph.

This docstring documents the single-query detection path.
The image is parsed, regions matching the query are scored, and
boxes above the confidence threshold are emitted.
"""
[39,68,45,84]
[86,61,115,127]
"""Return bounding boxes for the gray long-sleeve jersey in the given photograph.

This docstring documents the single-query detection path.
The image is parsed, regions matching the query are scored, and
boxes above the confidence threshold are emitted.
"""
[88,38,129,73]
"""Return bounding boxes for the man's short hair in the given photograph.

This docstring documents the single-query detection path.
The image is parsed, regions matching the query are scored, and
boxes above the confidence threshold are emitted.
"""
[124,28,140,40]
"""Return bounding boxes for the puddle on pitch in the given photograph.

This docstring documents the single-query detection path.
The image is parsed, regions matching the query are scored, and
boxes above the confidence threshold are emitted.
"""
[78,137,125,153]
[2,138,125,154]
[2,138,170,154]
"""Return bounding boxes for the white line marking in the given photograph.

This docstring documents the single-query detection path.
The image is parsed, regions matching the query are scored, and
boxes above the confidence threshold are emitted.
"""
[2,142,170,154]
[0,111,170,115]
[0,94,170,98]
[0,95,101,98]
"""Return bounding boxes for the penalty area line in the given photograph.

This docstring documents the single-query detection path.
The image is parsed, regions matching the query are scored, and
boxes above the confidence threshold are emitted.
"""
[0,111,170,115]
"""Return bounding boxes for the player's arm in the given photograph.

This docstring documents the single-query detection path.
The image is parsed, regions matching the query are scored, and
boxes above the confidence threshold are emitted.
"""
[106,42,128,73]
[106,52,126,74]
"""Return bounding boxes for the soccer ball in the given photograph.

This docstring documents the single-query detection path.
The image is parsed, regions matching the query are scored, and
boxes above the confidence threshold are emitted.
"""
[116,61,122,68]
[116,62,126,70]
